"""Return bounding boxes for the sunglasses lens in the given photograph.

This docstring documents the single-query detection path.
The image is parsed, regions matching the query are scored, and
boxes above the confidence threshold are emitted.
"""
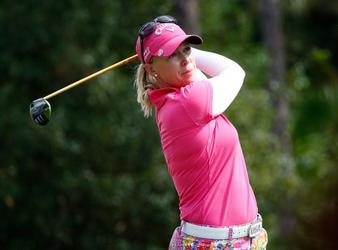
[139,22,156,37]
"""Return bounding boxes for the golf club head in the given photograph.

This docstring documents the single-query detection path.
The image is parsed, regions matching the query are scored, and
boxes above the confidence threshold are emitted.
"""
[30,98,52,126]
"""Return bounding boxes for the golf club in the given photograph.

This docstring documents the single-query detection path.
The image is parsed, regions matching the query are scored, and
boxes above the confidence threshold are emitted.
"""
[30,54,138,126]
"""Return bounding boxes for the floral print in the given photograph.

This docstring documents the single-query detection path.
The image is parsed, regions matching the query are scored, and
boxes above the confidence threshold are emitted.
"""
[169,226,268,250]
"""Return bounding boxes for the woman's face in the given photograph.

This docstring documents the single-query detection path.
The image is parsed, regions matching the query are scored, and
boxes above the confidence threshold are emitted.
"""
[148,43,200,88]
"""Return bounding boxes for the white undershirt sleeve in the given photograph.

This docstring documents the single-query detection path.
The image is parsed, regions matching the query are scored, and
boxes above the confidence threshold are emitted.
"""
[193,48,246,116]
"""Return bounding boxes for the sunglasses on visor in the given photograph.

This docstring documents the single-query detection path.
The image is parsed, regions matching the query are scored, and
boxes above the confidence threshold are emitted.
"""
[138,15,177,64]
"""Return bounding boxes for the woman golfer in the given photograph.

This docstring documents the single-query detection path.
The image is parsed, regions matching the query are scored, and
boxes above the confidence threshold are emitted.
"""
[134,16,268,249]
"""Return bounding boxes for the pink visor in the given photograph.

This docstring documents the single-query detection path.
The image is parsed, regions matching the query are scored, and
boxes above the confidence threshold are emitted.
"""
[136,23,203,64]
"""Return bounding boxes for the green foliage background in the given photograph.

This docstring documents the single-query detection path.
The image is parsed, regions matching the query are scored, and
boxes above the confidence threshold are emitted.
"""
[0,0,337,249]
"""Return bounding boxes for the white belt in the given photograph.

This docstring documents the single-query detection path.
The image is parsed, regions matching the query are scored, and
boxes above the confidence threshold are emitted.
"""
[181,215,263,240]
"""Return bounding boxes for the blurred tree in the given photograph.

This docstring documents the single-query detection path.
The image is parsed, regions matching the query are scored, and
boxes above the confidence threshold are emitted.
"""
[259,0,295,244]
[174,0,200,34]
[284,1,338,249]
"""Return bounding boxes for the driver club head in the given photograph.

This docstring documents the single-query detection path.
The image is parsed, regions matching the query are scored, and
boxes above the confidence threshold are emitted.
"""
[30,98,52,126]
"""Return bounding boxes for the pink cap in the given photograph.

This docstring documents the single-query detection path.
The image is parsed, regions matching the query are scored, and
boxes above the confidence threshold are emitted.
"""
[136,23,203,64]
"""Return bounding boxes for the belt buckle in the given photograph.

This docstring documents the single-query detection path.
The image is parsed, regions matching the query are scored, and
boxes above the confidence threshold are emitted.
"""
[248,221,262,238]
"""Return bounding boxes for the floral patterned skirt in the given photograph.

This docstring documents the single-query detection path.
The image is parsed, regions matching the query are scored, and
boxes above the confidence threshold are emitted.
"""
[168,226,268,250]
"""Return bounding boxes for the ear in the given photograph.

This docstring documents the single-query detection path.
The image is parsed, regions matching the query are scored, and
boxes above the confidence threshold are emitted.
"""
[144,63,157,77]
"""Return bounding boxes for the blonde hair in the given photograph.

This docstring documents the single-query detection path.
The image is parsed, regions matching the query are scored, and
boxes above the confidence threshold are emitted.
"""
[134,64,156,118]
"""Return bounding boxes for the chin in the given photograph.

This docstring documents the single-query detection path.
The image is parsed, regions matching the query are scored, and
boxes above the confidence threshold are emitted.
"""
[186,75,199,83]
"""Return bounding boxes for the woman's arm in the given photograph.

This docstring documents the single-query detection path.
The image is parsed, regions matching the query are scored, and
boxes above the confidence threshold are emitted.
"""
[193,48,246,116]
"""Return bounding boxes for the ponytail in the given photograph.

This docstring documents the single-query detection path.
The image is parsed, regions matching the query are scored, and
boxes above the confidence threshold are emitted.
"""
[134,64,154,118]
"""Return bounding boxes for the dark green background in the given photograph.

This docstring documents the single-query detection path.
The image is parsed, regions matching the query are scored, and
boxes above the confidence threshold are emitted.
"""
[1,0,337,249]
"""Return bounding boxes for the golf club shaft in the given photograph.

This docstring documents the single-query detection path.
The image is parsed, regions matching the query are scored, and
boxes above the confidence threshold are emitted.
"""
[43,54,138,100]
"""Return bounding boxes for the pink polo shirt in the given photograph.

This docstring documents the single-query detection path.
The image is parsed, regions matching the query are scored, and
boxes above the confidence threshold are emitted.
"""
[148,80,258,227]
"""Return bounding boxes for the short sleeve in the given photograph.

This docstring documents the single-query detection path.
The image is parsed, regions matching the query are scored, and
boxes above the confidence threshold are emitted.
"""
[179,80,213,125]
